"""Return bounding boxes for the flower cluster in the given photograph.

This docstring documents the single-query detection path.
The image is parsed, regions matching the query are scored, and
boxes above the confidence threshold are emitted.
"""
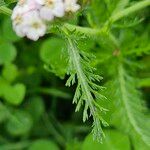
[11,0,80,41]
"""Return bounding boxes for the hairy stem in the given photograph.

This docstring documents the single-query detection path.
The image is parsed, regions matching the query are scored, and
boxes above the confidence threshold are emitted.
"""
[110,0,150,23]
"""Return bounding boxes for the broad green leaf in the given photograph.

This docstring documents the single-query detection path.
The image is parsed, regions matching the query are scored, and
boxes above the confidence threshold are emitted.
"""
[0,42,17,65]
[40,38,68,79]
[28,139,59,150]
[2,63,18,82]
[82,130,131,150]
[6,110,33,136]
[2,17,20,42]
[3,83,26,105]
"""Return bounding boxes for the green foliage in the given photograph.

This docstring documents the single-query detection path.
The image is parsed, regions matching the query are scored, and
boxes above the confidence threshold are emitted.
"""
[2,63,18,82]
[2,17,20,42]
[0,42,16,65]
[3,83,26,105]
[82,130,130,150]
[111,62,150,147]
[64,35,108,141]
[0,0,150,150]
[25,97,45,123]
[6,110,33,136]
[28,139,59,150]
[40,38,68,79]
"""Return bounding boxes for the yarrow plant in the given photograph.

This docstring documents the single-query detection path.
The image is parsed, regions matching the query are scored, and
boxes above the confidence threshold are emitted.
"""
[11,0,80,40]
[0,0,150,148]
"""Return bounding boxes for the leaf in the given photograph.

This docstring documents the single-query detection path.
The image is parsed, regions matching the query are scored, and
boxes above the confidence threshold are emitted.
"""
[77,38,95,52]
[132,134,150,150]
[122,29,150,56]
[2,17,20,42]
[3,83,26,105]
[65,35,107,142]
[28,139,59,150]
[111,64,150,147]
[6,110,33,136]
[0,42,17,65]
[66,140,82,150]
[82,130,131,150]
[40,38,68,79]
[2,63,18,82]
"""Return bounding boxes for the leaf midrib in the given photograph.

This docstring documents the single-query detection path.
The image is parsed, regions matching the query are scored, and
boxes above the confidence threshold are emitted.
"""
[118,64,149,146]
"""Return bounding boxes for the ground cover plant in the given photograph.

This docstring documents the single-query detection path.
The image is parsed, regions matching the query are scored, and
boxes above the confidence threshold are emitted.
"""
[0,0,150,149]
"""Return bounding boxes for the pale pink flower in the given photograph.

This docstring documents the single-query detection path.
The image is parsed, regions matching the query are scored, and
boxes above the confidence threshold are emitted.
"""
[36,0,65,21]
[64,0,80,12]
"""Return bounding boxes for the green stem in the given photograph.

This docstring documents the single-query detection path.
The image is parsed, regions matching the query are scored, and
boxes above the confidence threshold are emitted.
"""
[55,23,119,49]
[29,87,71,100]
[110,0,150,23]
[42,113,66,148]
[62,23,101,36]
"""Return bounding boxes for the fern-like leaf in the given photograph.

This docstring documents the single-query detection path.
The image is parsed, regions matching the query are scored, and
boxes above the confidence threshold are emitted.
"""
[65,35,108,142]
[113,63,150,147]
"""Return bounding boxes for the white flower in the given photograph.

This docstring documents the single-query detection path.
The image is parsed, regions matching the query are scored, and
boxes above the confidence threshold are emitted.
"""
[11,6,27,37]
[11,0,80,41]
[18,0,40,10]
[36,0,65,21]
[12,1,46,40]
[23,11,46,41]
[64,0,80,12]
[27,0,42,10]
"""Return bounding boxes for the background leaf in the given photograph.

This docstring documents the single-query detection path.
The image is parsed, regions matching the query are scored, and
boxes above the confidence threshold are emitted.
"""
[0,42,17,65]
[40,38,68,79]
[28,139,59,150]
[6,110,33,136]
[82,130,131,150]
